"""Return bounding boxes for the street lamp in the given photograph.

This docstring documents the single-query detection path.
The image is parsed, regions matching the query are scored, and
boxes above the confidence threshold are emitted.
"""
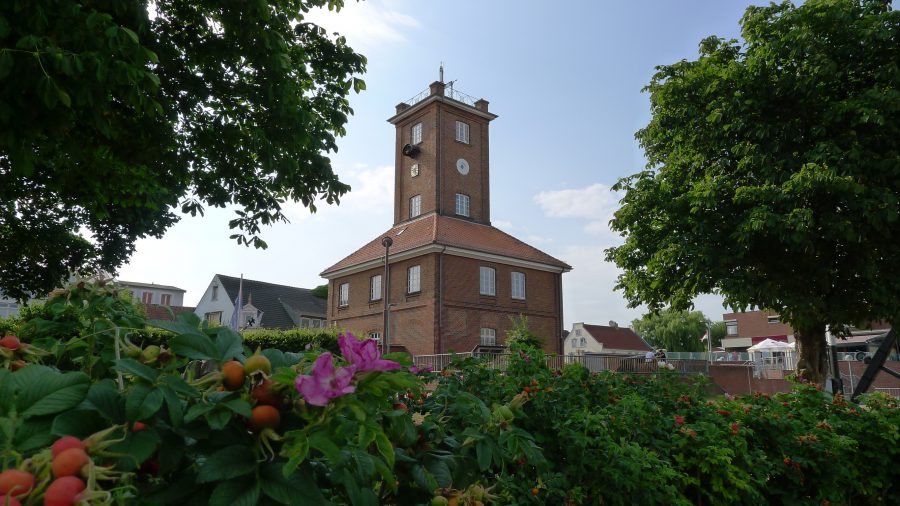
[381,236,393,355]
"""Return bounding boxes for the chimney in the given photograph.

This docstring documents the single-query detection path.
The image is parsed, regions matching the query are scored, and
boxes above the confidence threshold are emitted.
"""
[395,102,411,114]
[429,80,445,96]
[475,98,489,112]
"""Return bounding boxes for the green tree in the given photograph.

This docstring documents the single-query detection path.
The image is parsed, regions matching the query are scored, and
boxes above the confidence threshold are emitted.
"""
[0,0,366,300]
[709,321,726,349]
[631,309,709,352]
[606,0,900,383]
[505,314,545,349]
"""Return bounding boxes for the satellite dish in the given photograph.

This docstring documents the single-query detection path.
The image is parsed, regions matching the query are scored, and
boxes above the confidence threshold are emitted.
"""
[402,143,419,158]
[609,320,618,328]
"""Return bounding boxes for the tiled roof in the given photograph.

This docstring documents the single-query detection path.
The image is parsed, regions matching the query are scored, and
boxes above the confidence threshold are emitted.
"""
[583,324,653,352]
[143,304,196,321]
[322,213,571,275]
[217,275,326,330]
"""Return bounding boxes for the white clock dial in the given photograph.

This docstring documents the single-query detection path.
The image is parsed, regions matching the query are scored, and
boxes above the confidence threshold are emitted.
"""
[456,158,470,175]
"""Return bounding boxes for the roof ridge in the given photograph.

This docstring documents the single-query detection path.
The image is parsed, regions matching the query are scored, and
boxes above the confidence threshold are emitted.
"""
[216,274,315,293]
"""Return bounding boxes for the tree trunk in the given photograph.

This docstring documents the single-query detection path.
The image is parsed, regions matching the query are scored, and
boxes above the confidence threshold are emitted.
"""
[794,323,828,384]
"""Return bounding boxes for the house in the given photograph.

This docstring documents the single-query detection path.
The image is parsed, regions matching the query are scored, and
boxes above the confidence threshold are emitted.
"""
[116,280,186,307]
[194,274,327,330]
[721,310,796,351]
[320,79,571,356]
[0,292,21,319]
[564,322,652,356]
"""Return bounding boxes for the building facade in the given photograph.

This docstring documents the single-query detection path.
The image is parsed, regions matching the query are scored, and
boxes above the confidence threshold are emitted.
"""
[321,80,571,356]
[116,280,186,307]
[564,322,652,356]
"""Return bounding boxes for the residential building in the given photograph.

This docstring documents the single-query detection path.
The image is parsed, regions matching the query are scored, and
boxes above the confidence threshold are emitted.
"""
[194,274,326,330]
[0,293,21,319]
[721,311,795,351]
[116,280,186,307]
[321,79,571,356]
[564,322,652,356]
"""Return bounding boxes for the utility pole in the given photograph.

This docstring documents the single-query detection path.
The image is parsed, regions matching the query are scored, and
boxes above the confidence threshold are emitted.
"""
[381,237,393,355]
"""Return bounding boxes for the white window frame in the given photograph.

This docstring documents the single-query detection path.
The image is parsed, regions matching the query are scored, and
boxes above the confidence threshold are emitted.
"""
[339,283,349,307]
[455,121,469,144]
[480,328,496,346]
[455,193,470,217]
[408,265,421,293]
[410,195,421,218]
[411,122,422,145]
[160,293,171,305]
[479,266,496,296]
[767,315,780,324]
[141,292,153,304]
[511,272,526,300]
[368,331,382,343]
[370,275,382,301]
[725,320,738,336]
[205,311,222,325]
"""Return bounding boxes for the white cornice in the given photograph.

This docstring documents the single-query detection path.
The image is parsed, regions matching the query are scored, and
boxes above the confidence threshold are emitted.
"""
[387,95,498,124]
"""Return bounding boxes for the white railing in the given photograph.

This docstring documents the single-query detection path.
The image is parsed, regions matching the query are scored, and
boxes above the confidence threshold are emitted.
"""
[874,387,900,399]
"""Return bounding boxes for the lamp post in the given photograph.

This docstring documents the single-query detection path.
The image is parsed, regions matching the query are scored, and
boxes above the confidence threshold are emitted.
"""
[381,236,393,355]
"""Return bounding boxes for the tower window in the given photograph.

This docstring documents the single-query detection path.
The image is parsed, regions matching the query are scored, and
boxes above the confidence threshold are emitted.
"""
[511,272,526,300]
[455,121,469,144]
[455,194,470,217]
[370,275,382,301]
[411,122,422,145]
[410,195,422,218]
[408,265,421,293]
[479,266,496,296]
[339,283,349,307]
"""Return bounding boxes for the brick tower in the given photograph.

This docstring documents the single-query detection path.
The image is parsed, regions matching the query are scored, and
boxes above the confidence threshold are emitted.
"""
[321,79,571,356]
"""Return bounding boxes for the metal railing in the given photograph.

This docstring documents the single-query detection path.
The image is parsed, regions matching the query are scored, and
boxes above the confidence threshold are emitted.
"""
[402,84,480,109]
[413,352,709,376]
[873,387,900,399]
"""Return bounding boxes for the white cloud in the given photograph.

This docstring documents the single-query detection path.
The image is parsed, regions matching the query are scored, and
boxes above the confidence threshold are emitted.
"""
[534,183,623,240]
[304,1,420,51]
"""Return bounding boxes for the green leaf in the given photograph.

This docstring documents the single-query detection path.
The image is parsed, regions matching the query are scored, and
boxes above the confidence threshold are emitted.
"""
[51,410,107,438]
[84,380,125,422]
[57,88,71,107]
[11,366,90,418]
[0,51,13,80]
[13,416,54,453]
[115,358,159,382]
[221,398,252,418]
[108,430,160,471]
[170,333,220,361]
[197,445,257,483]
[476,440,491,471]
[261,463,327,505]
[374,431,395,468]
[210,479,259,506]
[309,430,341,462]
[205,406,232,430]
[184,402,215,422]
[426,457,452,487]
[126,384,165,421]
[214,328,244,362]
[161,386,183,427]
[159,374,199,398]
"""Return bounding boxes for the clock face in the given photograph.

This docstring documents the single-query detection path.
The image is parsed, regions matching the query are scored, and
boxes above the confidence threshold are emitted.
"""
[456,158,470,175]
[410,163,419,177]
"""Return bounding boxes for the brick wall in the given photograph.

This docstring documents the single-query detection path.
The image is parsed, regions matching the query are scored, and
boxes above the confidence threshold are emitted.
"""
[723,310,793,339]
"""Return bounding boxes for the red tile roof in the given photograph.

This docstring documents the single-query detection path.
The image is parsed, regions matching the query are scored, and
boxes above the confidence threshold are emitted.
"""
[583,324,653,352]
[322,213,571,275]
[143,304,196,322]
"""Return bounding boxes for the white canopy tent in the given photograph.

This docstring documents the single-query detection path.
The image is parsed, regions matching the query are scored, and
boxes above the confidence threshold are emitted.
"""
[748,338,797,378]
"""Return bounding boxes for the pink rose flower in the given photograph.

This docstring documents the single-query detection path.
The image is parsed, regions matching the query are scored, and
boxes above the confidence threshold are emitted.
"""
[295,352,356,406]
[338,333,401,373]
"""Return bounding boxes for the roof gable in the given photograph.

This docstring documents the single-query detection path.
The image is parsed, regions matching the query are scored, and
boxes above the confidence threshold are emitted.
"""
[216,275,326,330]
[582,324,652,352]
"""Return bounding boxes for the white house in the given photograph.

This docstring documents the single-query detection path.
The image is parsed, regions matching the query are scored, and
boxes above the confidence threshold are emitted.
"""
[194,274,327,330]
[564,322,653,356]
[116,280,186,306]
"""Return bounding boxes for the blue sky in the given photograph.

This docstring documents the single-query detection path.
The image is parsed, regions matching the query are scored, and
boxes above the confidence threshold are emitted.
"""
[120,0,762,328]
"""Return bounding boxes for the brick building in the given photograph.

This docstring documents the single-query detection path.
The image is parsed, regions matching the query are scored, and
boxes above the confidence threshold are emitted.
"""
[721,310,795,351]
[321,79,571,356]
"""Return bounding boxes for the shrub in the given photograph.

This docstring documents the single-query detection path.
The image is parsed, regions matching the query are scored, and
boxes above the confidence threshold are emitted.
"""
[242,327,341,353]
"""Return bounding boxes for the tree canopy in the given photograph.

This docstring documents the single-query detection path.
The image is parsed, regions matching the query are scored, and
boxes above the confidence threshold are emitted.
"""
[631,309,709,353]
[0,0,365,300]
[606,0,899,382]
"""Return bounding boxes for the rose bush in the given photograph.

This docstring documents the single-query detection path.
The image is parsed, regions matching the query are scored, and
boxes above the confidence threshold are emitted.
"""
[1,280,898,505]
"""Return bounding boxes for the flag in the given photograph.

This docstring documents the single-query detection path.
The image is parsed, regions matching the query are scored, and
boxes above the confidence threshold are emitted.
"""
[229,275,243,330]
[700,331,708,342]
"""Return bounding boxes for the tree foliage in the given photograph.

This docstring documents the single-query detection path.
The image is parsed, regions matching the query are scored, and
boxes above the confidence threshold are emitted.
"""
[0,0,366,300]
[631,309,709,353]
[606,0,900,382]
